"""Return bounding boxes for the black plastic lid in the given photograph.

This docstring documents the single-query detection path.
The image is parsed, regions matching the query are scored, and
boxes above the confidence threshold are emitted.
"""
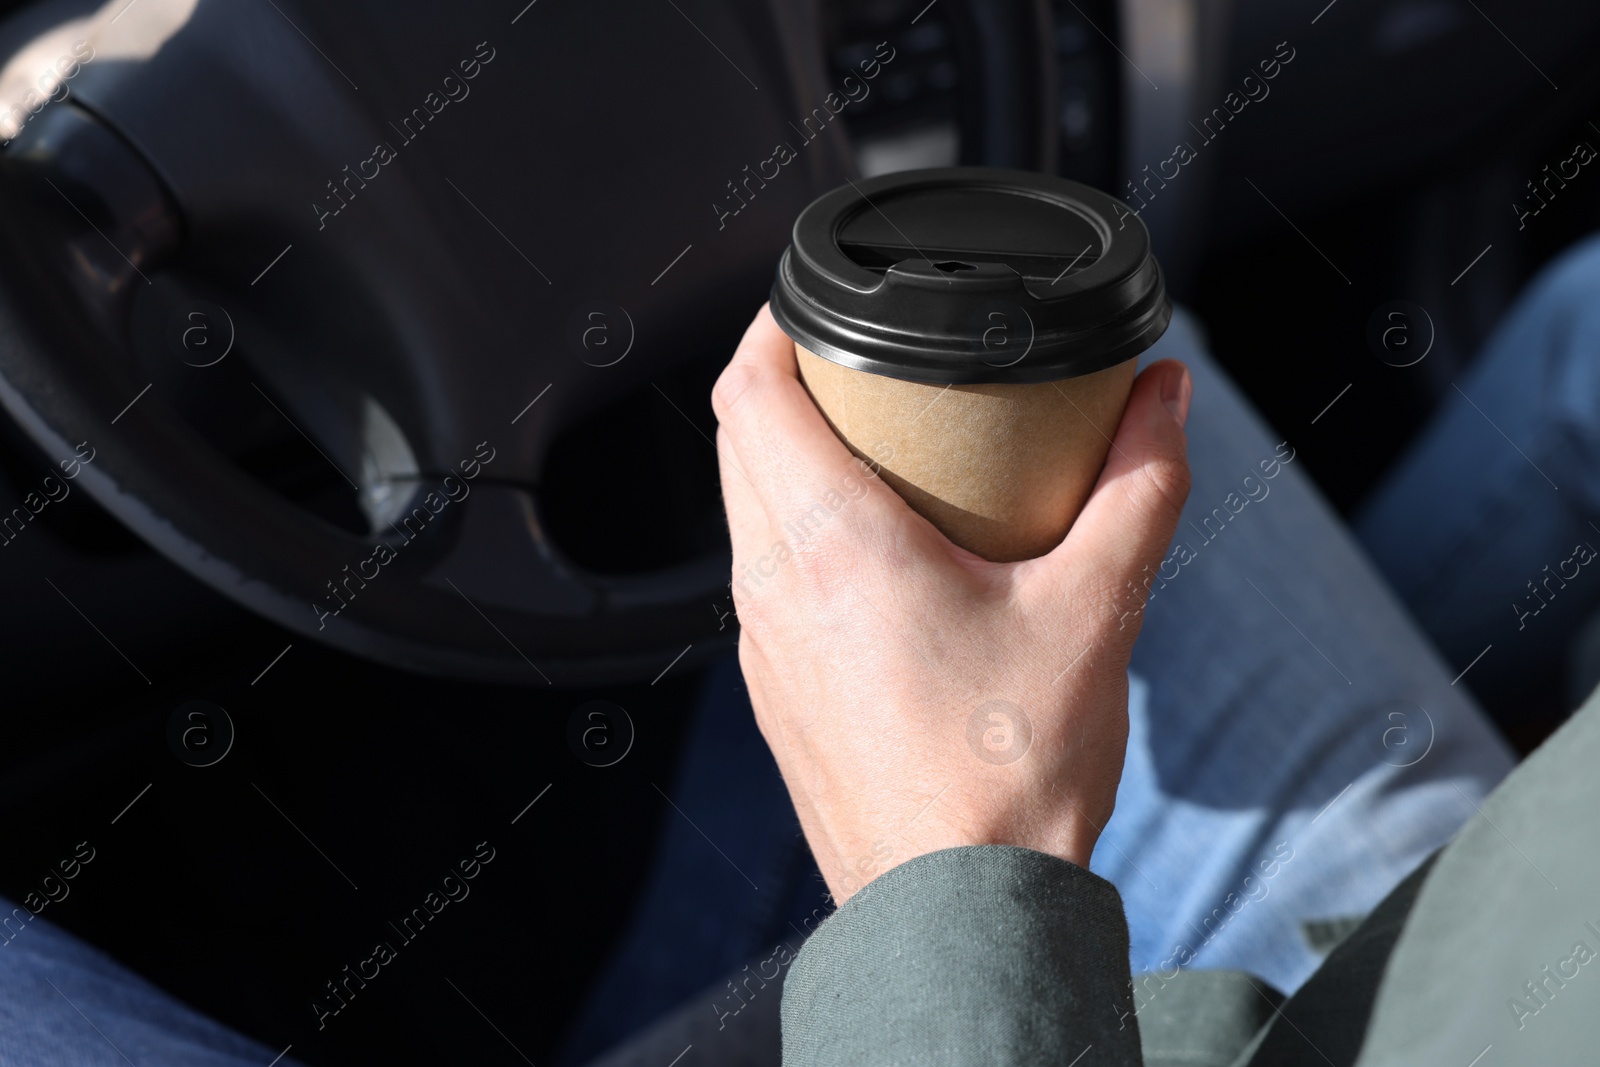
[769,166,1171,385]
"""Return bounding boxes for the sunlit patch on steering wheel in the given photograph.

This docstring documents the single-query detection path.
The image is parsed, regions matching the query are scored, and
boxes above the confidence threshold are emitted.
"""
[355,394,422,534]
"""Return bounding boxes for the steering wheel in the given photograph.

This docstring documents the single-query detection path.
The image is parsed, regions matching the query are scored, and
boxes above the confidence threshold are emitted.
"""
[0,0,1056,685]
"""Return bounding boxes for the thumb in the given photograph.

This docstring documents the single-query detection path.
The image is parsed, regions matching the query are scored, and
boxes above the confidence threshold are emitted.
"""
[1026,359,1192,612]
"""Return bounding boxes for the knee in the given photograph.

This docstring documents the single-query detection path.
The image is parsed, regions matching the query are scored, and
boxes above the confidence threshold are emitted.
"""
[1533,234,1600,319]
[1517,235,1600,495]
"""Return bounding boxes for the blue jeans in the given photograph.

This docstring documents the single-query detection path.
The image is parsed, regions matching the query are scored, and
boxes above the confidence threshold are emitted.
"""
[1354,235,1600,716]
[13,235,1600,1064]
[0,903,294,1067]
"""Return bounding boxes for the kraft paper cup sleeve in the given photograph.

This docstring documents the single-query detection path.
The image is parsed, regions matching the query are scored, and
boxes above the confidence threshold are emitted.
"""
[796,344,1136,562]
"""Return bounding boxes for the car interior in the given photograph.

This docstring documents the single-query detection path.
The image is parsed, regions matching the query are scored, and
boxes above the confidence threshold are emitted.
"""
[1,0,1598,1063]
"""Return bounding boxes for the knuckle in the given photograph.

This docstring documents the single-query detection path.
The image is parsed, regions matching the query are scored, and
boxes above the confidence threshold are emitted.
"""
[1139,447,1192,520]
[711,361,760,424]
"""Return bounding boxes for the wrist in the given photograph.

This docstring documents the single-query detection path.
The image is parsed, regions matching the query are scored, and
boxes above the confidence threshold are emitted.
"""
[821,820,1100,905]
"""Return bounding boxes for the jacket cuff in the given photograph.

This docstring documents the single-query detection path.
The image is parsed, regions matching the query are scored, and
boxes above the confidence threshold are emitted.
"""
[781,845,1143,1066]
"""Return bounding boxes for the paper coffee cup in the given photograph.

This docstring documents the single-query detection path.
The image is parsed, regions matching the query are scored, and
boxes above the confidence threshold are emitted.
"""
[769,167,1171,562]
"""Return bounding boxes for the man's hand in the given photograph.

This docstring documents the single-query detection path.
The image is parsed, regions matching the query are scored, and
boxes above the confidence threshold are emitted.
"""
[711,305,1192,904]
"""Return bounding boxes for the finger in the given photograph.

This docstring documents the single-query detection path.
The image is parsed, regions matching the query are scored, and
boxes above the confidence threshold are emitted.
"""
[711,305,895,524]
[1023,359,1192,617]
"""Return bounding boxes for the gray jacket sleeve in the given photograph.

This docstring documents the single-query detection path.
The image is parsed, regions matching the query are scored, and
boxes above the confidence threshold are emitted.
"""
[780,844,1143,1066]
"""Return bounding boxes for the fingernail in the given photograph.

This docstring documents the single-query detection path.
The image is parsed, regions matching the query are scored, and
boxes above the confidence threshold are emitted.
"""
[1161,365,1192,428]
